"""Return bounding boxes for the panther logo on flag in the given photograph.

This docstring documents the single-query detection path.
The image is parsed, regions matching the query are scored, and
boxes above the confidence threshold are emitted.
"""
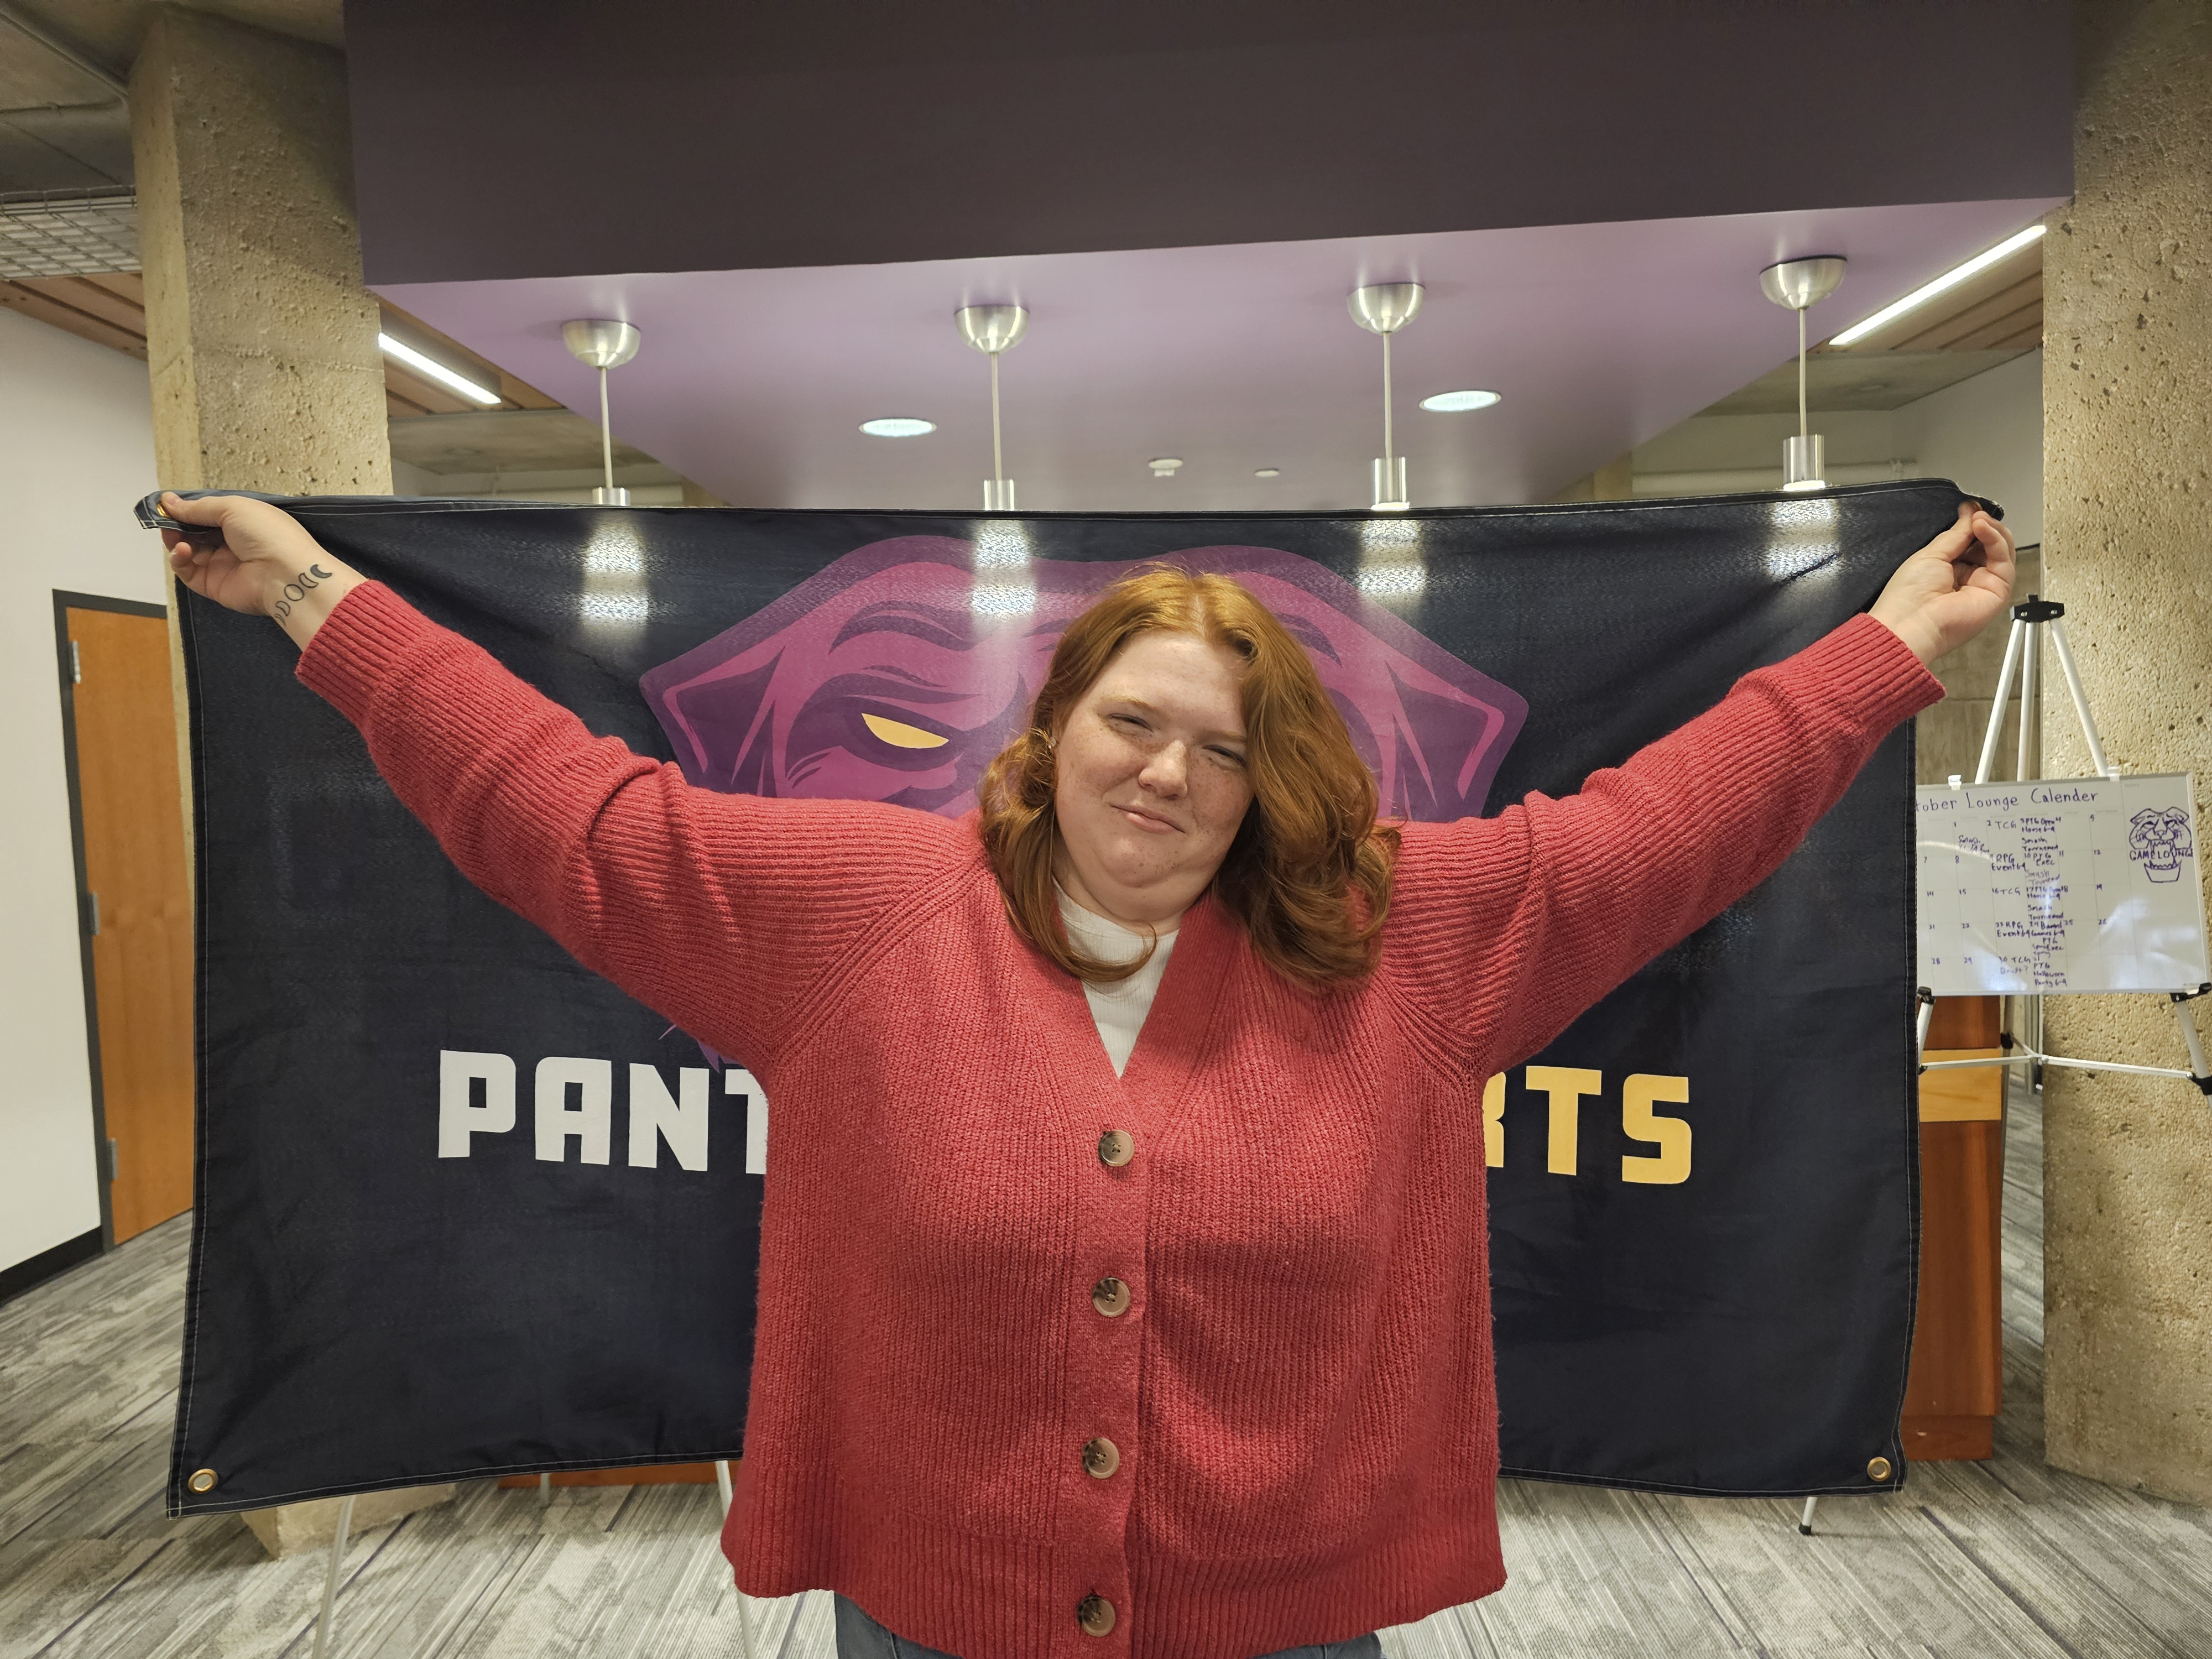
[638,536,1527,825]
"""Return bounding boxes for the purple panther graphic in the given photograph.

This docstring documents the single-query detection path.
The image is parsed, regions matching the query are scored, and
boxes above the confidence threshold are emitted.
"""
[639,537,1527,825]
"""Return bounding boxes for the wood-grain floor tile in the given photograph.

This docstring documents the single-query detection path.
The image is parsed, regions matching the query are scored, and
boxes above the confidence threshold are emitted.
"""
[7,1093,2210,1659]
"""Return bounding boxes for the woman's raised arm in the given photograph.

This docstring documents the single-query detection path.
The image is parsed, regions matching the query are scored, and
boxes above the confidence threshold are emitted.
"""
[164,493,959,1070]
[162,491,368,649]
[1389,502,2013,1073]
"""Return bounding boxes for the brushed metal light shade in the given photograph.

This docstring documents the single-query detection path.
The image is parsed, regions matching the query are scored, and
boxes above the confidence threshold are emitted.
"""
[1782,433,1826,490]
[562,318,640,369]
[956,304,1029,355]
[1759,257,1847,311]
[1348,282,1424,335]
[1371,456,1409,510]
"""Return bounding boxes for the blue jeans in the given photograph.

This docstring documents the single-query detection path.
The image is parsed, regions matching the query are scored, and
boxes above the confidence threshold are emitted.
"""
[833,1594,1383,1659]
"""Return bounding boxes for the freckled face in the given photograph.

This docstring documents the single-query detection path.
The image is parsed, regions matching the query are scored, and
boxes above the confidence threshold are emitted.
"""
[1052,631,1255,929]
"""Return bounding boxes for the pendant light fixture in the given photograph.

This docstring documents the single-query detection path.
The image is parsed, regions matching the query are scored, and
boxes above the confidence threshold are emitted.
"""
[956,304,1027,511]
[561,319,643,505]
[1348,283,1423,511]
[1757,258,1846,493]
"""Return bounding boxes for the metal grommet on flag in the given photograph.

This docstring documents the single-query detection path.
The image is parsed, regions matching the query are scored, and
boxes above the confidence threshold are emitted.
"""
[1866,1456,1895,1482]
[188,1467,218,1493]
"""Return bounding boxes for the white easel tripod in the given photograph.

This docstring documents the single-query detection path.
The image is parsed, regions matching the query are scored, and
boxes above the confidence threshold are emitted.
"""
[1799,596,2212,1543]
[1915,594,2212,1095]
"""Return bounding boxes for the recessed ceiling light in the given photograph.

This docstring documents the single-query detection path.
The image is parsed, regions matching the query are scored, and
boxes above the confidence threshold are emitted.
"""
[861,417,936,437]
[1420,389,1502,413]
[378,333,500,405]
[1829,223,2047,347]
[1149,457,1183,477]
[1254,467,1281,479]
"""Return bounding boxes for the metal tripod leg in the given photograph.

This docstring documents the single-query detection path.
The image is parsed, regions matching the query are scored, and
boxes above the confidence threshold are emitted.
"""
[309,1493,355,1659]
[714,1458,754,1659]
[2174,992,2212,1099]
[1965,600,2067,1087]
[2046,617,2116,779]
[1973,615,2026,786]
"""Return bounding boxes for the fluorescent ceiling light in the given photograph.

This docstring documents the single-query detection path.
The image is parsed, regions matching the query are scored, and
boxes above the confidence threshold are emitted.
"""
[377,332,500,405]
[1420,389,1502,413]
[1828,225,2046,348]
[861,417,936,437]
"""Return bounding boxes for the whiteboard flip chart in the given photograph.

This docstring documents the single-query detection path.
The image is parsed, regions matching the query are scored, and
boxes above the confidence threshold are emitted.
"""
[1916,774,2210,996]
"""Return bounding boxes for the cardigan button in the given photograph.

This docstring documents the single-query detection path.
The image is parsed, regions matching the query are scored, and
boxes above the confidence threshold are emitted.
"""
[1097,1129,1134,1167]
[1091,1276,1130,1317]
[1082,1437,1120,1478]
[1077,1594,1117,1636]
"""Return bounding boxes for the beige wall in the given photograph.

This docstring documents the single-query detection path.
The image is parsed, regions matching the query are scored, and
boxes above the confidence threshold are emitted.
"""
[0,309,161,1277]
[1632,350,2043,536]
[1620,346,2048,787]
[1896,348,2044,550]
[2039,0,2212,1504]
[1903,348,2048,788]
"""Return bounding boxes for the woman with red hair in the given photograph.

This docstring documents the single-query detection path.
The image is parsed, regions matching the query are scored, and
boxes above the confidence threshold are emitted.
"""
[162,492,2010,1659]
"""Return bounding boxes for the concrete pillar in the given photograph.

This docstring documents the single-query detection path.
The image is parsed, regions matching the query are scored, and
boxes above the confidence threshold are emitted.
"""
[131,5,396,896]
[131,7,389,494]
[2039,0,2212,1504]
[128,6,442,1554]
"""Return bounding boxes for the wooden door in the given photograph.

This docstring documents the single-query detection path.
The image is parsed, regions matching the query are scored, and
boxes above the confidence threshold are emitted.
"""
[1902,994,2006,1459]
[63,602,194,1243]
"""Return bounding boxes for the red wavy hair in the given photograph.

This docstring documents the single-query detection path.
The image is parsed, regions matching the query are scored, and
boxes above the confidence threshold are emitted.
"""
[979,567,1399,988]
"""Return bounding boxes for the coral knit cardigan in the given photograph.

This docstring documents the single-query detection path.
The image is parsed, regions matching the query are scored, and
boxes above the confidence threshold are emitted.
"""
[298,583,1942,1659]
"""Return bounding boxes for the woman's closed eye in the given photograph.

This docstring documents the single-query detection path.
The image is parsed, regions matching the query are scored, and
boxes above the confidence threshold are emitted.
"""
[1105,710,1243,766]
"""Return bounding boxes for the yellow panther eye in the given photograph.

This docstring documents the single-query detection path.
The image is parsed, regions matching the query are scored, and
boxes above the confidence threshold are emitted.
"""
[862,711,950,749]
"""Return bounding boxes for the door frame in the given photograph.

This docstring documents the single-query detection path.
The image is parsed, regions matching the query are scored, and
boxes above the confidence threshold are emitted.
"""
[54,589,175,1254]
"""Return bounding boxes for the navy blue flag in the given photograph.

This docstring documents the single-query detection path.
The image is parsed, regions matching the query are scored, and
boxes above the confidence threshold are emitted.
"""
[163,483,1968,1514]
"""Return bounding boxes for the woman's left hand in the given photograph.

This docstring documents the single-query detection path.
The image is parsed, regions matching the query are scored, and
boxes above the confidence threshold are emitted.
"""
[1869,500,2016,666]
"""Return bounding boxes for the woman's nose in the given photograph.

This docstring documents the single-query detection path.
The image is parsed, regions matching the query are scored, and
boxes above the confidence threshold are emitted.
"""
[1140,743,1188,796]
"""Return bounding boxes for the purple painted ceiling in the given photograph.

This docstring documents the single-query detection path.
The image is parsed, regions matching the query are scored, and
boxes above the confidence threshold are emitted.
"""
[346,1,2070,285]
[380,199,2060,513]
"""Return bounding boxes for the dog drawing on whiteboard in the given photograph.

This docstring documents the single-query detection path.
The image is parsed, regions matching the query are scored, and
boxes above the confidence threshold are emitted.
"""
[2127,806,2194,883]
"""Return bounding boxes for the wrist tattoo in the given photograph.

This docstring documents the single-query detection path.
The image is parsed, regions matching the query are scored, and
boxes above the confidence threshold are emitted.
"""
[272,564,336,622]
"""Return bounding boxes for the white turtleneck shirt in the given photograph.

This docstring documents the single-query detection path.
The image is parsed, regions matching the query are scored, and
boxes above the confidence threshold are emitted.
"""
[1055,888,1180,1077]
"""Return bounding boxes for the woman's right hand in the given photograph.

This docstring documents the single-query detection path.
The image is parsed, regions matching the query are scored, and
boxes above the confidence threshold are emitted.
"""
[160,492,365,650]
